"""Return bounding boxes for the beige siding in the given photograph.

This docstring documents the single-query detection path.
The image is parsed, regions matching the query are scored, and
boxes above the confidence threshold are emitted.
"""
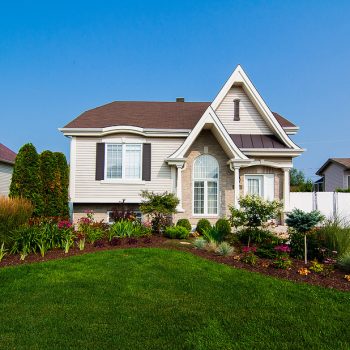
[0,162,13,196]
[74,135,184,202]
[215,86,272,135]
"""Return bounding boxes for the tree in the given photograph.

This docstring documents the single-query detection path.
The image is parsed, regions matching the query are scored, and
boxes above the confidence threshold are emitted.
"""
[229,195,283,229]
[290,168,313,192]
[9,143,44,216]
[286,209,324,264]
[55,152,69,218]
[40,151,60,217]
[139,191,179,233]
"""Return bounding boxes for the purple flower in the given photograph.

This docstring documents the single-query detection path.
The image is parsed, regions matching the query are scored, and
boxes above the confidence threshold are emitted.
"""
[274,244,291,253]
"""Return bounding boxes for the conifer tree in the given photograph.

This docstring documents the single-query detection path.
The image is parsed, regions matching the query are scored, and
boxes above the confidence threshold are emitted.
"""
[54,152,69,218]
[9,143,43,216]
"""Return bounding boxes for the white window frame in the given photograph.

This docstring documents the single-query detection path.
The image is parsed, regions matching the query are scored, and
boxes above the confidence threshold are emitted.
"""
[244,175,263,197]
[104,143,143,181]
[192,155,219,217]
[244,174,275,201]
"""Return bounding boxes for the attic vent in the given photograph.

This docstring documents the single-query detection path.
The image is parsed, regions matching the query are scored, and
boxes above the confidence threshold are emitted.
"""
[176,97,185,102]
[234,99,240,121]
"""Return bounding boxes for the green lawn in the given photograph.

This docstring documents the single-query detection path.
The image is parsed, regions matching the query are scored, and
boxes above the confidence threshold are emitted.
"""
[0,249,349,350]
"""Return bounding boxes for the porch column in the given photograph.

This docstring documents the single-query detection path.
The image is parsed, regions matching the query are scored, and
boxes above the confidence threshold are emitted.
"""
[283,167,290,212]
[176,164,185,212]
[234,165,240,208]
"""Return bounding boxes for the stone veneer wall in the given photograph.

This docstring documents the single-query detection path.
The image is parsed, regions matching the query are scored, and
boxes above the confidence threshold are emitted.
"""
[175,130,234,225]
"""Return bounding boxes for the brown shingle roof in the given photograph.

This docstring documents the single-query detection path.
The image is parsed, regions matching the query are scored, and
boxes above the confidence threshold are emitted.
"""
[0,143,16,165]
[316,158,350,175]
[63,101,296,130]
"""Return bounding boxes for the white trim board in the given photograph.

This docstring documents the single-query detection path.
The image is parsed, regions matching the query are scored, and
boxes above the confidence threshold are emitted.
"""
[211,65,303,151]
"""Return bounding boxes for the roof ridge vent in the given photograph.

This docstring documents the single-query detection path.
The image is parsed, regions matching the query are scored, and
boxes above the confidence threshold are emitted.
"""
[176,97,185,102]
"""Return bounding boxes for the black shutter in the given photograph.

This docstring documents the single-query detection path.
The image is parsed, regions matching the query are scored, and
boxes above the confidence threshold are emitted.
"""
[95,143,105,180]
[142,143,151,181]
[234,99,240,121]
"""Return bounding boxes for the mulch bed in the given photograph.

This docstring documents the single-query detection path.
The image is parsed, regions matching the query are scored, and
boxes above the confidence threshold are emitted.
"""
[1,236,350,292]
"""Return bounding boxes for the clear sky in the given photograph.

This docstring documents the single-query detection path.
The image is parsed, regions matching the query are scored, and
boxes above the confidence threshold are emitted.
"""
[1,0,349,180]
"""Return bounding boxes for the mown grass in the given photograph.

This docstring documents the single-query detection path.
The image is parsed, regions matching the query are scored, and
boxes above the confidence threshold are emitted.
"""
[0,248,349,349]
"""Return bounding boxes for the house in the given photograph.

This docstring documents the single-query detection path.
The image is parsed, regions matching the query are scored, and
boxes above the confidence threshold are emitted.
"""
[60,65,304,224]
[316,158,350,192]
[0,143,17,196]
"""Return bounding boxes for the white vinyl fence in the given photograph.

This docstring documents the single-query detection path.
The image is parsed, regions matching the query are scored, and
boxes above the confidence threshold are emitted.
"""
[289,192,350,220]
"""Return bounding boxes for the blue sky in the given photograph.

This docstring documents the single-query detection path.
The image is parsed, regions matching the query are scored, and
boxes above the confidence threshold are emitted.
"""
[1,0,349,180]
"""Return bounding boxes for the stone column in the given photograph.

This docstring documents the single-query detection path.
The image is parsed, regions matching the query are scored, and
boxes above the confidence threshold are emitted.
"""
[176,164,185,212]
[283,167,290,212]
[234,165,240,208]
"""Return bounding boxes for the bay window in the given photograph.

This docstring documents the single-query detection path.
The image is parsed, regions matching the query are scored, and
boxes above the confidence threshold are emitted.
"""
[193,155,219,215]
[106,144,142,180]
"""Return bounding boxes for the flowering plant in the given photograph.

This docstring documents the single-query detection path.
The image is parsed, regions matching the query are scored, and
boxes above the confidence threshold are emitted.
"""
[274,244,291,254]
[58,220,72,229]
[298,267,310,276]
[242,246,257,253]
[273,255,292,269]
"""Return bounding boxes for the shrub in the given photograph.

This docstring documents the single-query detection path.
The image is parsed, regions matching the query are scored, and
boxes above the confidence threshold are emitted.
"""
[164,226,189,239]
[9,143,44,216]
[39,151,61,217]
[110,200,137,223]
[176,219,192,233]
[140,191,179,233]
[202,226,225,243]
[215,218,231,238]
[216,242,233,256]
[193,237,207,250]
[273,255,292,269]
[229,195,282,229]
[286,209,324,264]
[241,247,258,265]
[309,260,324,273]
[0,196,33,246]
[78,212,108,243]
[337,252,350,272]
[54,152,70,218]
[196,219,212,235]
[289,230,320,261]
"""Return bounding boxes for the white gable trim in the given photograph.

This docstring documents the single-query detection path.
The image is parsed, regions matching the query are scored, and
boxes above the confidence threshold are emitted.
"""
[167,107,249,161]
[211,65,302,150]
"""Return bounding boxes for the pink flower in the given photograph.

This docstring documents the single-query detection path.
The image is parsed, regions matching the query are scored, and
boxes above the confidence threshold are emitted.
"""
[242,246,256,253]
[274,244,291,253]
[58,220,72,229]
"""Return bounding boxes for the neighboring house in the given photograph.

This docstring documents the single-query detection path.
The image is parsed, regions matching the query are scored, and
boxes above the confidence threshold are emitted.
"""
[0,143,16,196]
[316,158,350,192]
[60,65,304,224]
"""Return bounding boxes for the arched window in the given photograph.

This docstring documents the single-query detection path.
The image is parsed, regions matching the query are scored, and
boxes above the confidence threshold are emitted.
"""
[193,155,219,215]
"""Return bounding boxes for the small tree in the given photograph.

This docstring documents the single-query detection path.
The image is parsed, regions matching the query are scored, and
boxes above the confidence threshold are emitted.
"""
[229,195,283,229]
[285,209,324,264]
[40,150,60,217]
[139,191,179,233]
[55,152,69,218]
[9,143,43,216]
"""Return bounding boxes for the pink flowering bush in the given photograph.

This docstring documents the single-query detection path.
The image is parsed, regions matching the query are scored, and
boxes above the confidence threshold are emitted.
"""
[274,244,291,254]
[57,220,72,229]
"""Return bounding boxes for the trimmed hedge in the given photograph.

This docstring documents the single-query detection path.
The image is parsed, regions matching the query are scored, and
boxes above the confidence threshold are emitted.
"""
[176,219,192,232]
[196,219,211,234]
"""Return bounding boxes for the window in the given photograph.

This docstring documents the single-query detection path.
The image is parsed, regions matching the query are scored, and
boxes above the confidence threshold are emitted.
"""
[244,174,275,200]
[106,144,142,180]
[107,211,142,224]
[246,175,263,196]
[193,155,219,215]
[234,98,240,121]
